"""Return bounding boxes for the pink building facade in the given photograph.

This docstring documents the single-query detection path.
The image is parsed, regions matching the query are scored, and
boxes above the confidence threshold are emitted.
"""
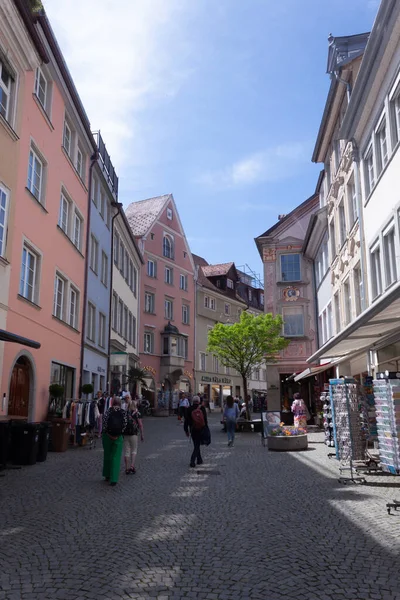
[1,9,96,421]
[125,195,195,407]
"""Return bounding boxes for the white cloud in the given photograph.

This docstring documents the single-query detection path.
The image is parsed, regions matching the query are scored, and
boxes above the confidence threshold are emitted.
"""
[43,0,196,169]
[197,142,309,189]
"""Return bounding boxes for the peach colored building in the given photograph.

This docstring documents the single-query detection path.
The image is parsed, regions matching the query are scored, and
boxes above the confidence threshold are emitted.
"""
[1,8,96,421]
[125,194,195,408]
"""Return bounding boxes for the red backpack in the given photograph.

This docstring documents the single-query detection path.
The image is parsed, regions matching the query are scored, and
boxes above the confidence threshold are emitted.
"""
[191,406,205,430]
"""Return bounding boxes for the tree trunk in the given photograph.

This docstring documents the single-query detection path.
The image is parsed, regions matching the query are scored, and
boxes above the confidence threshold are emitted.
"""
[242,375,250,420]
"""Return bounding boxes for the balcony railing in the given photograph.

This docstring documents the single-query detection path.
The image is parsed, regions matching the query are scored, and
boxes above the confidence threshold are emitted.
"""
[92,130,119,199]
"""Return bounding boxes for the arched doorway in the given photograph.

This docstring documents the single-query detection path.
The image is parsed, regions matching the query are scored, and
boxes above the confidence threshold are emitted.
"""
[9,356,32,417]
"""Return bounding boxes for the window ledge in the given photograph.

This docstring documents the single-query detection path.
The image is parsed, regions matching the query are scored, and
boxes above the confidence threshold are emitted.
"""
[0,113,19,141]
[25,187,48,213]
[52,314,80,333]
[61,146,88,192]
[56,225,84,258]
[17,294,41,310]
[0,256,10,267]
[90,266,98,276]
[144,311,156,315]
[32,94,54,131]
[101,281,108,289]
[276,280,305,286]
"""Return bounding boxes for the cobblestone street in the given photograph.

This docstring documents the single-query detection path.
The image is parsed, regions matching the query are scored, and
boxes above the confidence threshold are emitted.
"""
[2,415,400,599]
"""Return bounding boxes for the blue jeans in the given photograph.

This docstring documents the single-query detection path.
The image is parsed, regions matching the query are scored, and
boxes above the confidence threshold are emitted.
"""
[226,420,236,443]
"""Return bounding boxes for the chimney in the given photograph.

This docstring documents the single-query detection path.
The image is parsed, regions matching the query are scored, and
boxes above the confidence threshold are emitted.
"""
[278,214,286,220]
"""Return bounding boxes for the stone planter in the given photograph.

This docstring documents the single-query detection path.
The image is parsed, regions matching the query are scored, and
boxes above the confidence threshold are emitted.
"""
[267,434,308,451]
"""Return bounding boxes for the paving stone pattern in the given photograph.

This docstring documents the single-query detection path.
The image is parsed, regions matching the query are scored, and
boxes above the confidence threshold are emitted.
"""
[1,415,400,599]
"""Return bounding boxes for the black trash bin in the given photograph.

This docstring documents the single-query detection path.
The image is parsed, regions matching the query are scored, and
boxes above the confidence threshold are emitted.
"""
[11,422,40,466]
[0,420,11,469]
[37,422,51,462]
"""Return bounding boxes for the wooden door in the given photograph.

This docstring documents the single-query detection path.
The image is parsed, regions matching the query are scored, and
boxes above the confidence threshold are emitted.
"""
[9,360,30,417]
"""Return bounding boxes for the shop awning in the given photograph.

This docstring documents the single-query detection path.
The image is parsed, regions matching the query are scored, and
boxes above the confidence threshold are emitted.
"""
[294,358,345,382]
[0,329,40,349]
[307,282,400,363]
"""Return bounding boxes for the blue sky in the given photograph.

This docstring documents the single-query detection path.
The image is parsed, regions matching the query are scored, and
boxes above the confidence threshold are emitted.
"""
[45,0,378,281]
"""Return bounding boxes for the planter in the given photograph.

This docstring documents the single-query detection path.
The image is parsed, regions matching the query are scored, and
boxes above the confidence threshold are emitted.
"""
[267,434,308,452]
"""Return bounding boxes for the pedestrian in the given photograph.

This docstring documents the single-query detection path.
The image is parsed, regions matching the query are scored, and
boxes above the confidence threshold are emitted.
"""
[178,393,189,422]
[223,395,240,447]
[123,399,144,474]
[184,395,207,468]
[291,392,309,430]
[102,396,127,487]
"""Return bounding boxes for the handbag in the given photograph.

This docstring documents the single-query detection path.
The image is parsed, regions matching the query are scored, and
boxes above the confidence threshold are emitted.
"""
[201,425,211,446]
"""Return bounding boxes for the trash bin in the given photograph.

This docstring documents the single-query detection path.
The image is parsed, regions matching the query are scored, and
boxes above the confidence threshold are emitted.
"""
[0,420,11,469]
[11,422,40,466]
[37,422,51,462]
[50,418,70,452]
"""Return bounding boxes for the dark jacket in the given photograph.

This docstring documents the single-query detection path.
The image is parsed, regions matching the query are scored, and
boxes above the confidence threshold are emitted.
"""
[184,405,208,437]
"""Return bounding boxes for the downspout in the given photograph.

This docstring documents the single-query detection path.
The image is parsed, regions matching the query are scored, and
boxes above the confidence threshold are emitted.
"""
[332,71,351,103]
[78,151,98,398]
[106,202,122,393]
[351,141,367,312]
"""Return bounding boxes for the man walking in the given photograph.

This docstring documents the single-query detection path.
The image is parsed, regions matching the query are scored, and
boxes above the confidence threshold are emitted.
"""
[184,395,207,468]
[102,397,127,486]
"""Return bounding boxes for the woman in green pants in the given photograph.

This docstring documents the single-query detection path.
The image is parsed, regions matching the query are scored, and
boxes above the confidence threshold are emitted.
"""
[102,397,127,486]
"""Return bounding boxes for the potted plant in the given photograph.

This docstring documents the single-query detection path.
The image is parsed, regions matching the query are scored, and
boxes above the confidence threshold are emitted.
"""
[48,383,64,417]
[81,383,94,399]
[267,424,308,451]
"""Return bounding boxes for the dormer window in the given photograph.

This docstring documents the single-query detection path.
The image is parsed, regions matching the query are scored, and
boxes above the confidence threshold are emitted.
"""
[167,207,173,220]
[227,278,234,289]
[163,234,174,259]
[216,280,221,288]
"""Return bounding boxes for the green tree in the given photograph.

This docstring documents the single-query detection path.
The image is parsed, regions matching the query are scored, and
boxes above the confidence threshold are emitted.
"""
[207,311,289,418]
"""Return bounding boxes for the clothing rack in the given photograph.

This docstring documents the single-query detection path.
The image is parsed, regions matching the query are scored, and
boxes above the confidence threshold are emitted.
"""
[62,399,101,446]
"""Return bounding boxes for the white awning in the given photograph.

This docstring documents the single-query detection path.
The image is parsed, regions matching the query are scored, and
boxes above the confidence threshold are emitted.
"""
[294,358,345,382]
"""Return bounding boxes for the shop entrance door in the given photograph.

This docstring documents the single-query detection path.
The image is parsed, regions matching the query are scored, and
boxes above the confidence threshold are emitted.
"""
[9,357,31,417]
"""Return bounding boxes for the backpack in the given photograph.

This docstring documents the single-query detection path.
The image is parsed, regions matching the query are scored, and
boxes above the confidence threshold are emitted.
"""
[125,411,139,436]
[107,409,124,437]
[191,406,205,430]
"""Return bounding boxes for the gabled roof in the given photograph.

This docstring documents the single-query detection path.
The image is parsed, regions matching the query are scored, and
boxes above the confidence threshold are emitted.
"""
[255,193,318,239]
[125,194,171,237]
[202,262,234,277]
[192,254,219,293]
[193,254,247,305]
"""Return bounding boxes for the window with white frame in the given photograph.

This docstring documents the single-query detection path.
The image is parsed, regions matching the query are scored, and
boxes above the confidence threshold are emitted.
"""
[343,279,351,326]
[99,313,106,348]
[163,235,174,259]
[371,243,383,299]
[210,297,216,310]
[19,243,39,303]
[76,145,84,180]
[165,266,173,285]
[53,273,65,320]
[334,292,341,334]
[118,299,123,335]
[0,59,13,123]
[213,355,219,373]
[132,266,138,296]
[0,185,9,257]
[87,302,96,341]
[167,207,173,220]
[260,293,264,305]
[58,192,70,234]
[390,82,400,147]
[248,289,253,302]
[63,121,72,156]
[132,315,137,347]
[329,220,336,261]
[204,295,216,310]
[227,278,234,289]
[281,254,301,281]
[34,67,49,112]
[338,200,346,248]
[119,241,124,274]
[144,292,155,313]
[27,146,44,203]
[144,332,154,353]
[347,176,358,228]
[282,306,304,337]
[253,368,259,380]
[199,352,206,371]
[165,298,173,320]
[383,224,397,288]
[124,306,128,340]
[182,304,189,324]
[113,231,119,266]
[225,303,231,316]
[225,366,230,375]
[101,251,108,286]
[327,303,333,340]
[353,265,362,317]
[376,117,388,173]
[112,292,118,331]
[90,235,98,274]
[69,286,78,329]
[91,175,98,207]
[147,259,156,277]
[315,237,328,287]
[180,273,188,290]
[73,211,82,251]
[99,190,105,220]
[364,146,375,197]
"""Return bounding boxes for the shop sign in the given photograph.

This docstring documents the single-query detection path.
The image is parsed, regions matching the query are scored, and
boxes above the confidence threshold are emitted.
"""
[201,376,232,384]
[111,354,126,367]
[97,366,106,373]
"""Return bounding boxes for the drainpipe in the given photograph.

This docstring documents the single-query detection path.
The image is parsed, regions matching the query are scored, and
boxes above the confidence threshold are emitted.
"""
[351,141,367,312]
[106,202,122,393]
[333,71,351,103]
[78,151,98,399]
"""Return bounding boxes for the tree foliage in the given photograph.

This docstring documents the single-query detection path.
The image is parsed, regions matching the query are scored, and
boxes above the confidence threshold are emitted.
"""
[207,311,289,413]
[126,367,148,395]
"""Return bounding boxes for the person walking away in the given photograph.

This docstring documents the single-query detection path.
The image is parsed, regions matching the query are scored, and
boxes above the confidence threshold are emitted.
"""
[223,395,240,447]
[291,392,309,430]
[123,399,144,474]
[184,395,207,468]
[179,394,190,422]
[102,397,127,486]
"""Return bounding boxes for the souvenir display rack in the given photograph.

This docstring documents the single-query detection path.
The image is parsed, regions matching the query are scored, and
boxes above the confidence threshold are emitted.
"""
[362,375,377,442]
[321,391,335,448]
[373,372,400,475]
[329,378,366,484]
